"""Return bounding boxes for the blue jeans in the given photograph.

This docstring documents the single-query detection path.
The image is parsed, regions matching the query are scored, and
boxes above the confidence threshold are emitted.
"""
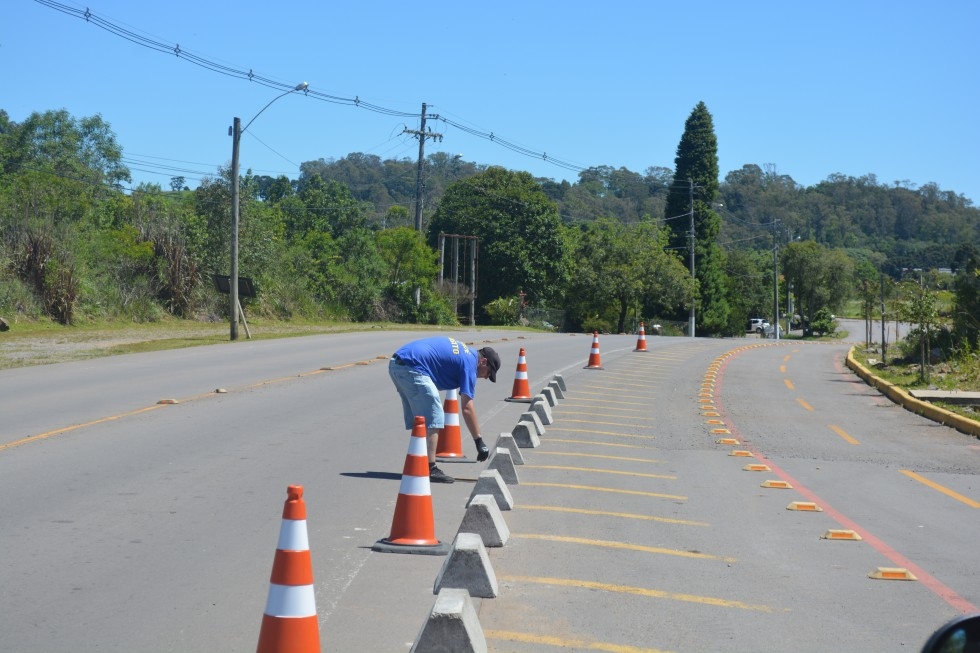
[389,359,444,430]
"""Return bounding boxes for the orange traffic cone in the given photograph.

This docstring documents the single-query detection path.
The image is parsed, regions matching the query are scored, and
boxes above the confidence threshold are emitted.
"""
[504,347,533,403]
[436,389,465,459]
[373,416,450,555]
[256,485,320,653]
[584,332,603,369]
[634,322,648,352]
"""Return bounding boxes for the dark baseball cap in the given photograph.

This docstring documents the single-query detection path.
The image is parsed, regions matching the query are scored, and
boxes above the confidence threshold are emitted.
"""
[479,347,500,382]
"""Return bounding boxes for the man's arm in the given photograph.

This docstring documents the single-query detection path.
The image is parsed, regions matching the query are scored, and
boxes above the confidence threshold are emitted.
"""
[459,394,481,440]
[459,394,491,461]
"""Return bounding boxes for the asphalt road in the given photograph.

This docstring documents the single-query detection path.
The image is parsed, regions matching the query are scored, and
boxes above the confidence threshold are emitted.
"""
[1,328,976,652]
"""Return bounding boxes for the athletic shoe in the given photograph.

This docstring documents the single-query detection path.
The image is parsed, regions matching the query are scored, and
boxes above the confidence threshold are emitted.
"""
[428,463,455,484]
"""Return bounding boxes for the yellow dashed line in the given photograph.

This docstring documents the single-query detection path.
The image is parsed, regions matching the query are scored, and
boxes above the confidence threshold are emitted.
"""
[546,428,657,440]
[524,465,675,480]
[547,438,653,450]
[519,504,707,527]
[497,575,774,612]
[524,482,685,500]
[828,424,860,445]
[0,405,164,452]
[532,451,663,463]
[784,378,794,390]
[796,398,814,411]
[900,470,980,508]
[485,630,673,653]
[560,418,655,429]
[516,534,734,562]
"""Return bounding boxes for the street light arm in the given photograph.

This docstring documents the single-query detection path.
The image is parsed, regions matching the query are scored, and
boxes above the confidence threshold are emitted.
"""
[240,82,309,136]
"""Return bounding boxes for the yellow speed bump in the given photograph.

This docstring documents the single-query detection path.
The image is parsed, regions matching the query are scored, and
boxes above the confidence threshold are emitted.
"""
[157,398,179,405]
[761,480,793,489]
[822,529,862,541]
[706,419,724,425]
[717,438,740,445]
[711,428,731,434]
[729,450,753,457]
[703,411,720,417]
[743,463,770,471]
[787,502,822,511]
[869,567,917,581]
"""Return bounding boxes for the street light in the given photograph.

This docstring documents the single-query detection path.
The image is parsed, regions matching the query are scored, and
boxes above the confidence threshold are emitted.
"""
[228,81,308,340]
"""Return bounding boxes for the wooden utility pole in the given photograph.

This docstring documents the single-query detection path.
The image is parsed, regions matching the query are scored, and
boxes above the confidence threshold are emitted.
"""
[403,103,442,306]
[403,103,443,233]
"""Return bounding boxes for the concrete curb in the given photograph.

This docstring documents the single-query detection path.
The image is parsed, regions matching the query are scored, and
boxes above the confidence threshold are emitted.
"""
[846,347,980,438]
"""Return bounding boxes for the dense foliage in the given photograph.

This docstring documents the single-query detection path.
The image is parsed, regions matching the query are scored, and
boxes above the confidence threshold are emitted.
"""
[1,106,978,357]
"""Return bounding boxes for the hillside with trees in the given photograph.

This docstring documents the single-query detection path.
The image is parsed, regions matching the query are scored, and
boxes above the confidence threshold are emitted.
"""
[1,106,978,356]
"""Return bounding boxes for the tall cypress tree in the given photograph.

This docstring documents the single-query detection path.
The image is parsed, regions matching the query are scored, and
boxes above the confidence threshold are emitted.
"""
[663,102,730,335]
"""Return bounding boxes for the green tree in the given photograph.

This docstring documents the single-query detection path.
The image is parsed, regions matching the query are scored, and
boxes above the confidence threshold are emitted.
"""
[898,277,942,381]
[566,218,691,333]
[427,167,570,320]
[374,227,443,322]
[662,102,728,335]
[781,240,855,333]
[952,247,980,348]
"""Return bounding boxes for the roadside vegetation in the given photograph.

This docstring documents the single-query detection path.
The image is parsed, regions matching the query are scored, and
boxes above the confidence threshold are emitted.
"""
[1,104,978,405]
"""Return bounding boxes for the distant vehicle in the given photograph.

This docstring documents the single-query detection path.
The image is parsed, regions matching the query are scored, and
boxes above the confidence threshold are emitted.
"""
[763,323,783,338]
[748,318,767,334]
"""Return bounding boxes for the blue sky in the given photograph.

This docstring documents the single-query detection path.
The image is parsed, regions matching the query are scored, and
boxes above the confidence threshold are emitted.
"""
[4,1,979,204]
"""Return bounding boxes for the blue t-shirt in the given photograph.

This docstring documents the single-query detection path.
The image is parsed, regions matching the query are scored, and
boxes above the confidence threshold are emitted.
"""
[394,336,478,398]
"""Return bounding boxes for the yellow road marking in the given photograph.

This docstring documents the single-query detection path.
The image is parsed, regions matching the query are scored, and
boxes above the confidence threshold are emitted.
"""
[533,451,663,463]
[547,438,653,450]
[547,428,657,440]
[828,424,860,445]
[520,504,707,527]
[516,534,734,562]
[575,391,649,406]
[524,482,685,501]
[561,402,649,414]
[498,575,773,612]
[561,418,655,428]
[900,470,980,508]
[485,630,672,652]
[796,398,814,411]
[560,410,654,422]
[525,465,675,480]
[784,378,794,390]
[0,405,163,452]
[779,365,786,373]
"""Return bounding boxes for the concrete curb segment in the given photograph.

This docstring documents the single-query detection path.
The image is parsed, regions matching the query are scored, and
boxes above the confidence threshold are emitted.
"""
[846,347,980,438]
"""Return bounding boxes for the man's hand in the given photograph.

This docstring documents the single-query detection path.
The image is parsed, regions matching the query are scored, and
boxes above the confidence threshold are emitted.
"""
[475,437,490,462]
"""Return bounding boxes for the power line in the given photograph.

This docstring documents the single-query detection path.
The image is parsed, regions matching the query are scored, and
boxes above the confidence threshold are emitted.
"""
[34,0,590,176]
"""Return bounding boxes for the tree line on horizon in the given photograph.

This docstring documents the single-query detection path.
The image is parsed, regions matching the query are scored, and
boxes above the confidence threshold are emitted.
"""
[1,106,978,351]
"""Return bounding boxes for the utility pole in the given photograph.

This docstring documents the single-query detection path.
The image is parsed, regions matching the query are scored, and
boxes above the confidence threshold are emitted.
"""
[772,220,780,341]
[404,103,443,233]
[403,103,442,306]
[688,179,696,338]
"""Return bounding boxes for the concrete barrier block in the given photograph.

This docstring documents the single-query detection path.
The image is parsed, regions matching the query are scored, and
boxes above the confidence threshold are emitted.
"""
[530,396,553,425]
[518,410,545,436]
[493,432,525,464]
[540,386,557,407]
[487,447,519,484]
[457,494,509,547]
[547,380,564,400]
[467,470,514,511]
[511,421,541,449]
[433,532,498,598]
[410,587,487,653]
[552,374,566,392]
